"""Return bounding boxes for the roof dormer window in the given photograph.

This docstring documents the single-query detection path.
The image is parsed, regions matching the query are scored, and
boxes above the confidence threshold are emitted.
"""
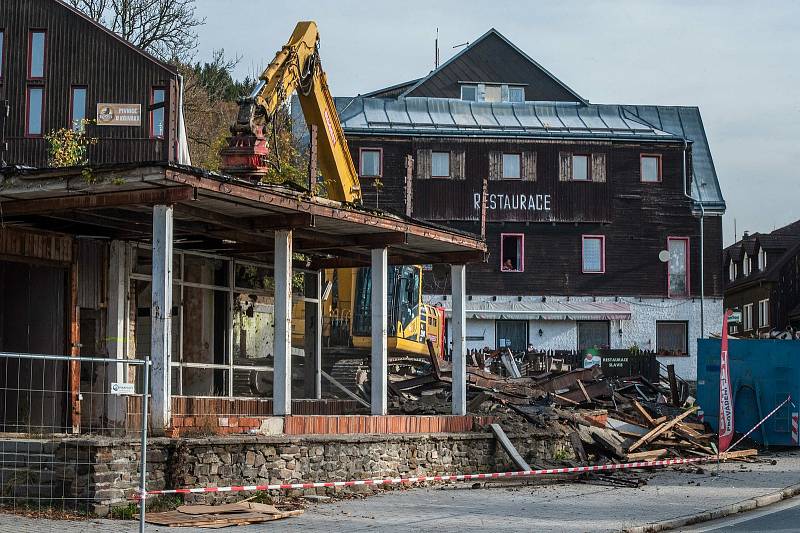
[743,255,751,276]
[729,260,737,281]
[758,248,767,271]
[460,83,526,103]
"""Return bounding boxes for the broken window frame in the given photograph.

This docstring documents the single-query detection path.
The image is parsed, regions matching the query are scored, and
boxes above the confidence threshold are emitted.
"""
[129,245,312,399]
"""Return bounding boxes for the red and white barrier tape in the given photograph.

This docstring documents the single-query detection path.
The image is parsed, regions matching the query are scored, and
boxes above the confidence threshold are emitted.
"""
[143,456,712,497]
[792,412,799,446]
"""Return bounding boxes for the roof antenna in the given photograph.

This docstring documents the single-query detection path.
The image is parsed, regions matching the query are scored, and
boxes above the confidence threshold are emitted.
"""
[435,28,440,68]
[453,41,469,49]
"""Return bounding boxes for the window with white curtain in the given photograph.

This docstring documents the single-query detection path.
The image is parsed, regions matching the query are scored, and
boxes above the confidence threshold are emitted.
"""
[668,237,689,297]
[582,236,605,273]
[758,248,767,270]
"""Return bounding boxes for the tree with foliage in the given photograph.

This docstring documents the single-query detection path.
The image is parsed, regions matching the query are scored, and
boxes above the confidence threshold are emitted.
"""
[67,0,204,61]
[45,121,98,167]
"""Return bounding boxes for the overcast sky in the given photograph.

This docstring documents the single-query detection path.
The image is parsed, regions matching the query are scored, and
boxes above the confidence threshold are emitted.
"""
[194,0,798,246]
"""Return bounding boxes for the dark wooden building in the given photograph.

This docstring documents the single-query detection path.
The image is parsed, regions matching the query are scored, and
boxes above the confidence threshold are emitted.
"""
[724,221,800,336]
[298,28,727,379]
[0,0,188,167]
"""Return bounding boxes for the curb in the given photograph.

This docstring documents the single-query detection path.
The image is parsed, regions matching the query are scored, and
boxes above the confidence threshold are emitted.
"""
[623,482,800,533]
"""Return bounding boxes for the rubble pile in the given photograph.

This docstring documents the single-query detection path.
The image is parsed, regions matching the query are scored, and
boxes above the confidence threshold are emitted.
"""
[390,345,731,465]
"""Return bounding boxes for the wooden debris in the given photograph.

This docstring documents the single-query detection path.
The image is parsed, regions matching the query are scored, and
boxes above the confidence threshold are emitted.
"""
[626,449,668,461]
[146,502,304,528]
[628,407,698,452]
[491,423,531,470]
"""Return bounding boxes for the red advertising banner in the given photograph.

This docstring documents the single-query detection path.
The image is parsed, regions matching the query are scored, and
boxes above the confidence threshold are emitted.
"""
[718,309,734,452]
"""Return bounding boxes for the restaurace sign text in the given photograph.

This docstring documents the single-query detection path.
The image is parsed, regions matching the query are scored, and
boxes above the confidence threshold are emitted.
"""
[473,193,552,211]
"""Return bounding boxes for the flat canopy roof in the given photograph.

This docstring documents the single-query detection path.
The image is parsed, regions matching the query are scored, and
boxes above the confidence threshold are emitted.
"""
[0,162,487,268]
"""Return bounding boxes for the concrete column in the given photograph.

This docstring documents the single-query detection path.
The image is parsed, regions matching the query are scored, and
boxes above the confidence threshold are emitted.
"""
[371,248,388,415]
[150,205,173,432]
[106,240,128,427]
[451,264,467,415]
[273,230,293,415]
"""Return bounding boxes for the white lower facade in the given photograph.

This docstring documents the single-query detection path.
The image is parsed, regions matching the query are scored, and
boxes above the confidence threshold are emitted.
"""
[427,294,724,381]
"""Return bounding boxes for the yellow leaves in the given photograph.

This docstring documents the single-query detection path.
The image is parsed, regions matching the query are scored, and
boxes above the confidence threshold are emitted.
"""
[44,120,98,167]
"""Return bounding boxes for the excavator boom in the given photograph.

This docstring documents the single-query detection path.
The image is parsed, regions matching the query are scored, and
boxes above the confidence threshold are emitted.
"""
[221,21,361,204]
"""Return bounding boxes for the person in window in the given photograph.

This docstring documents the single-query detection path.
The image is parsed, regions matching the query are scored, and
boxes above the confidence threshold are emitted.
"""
[502,259,515,271]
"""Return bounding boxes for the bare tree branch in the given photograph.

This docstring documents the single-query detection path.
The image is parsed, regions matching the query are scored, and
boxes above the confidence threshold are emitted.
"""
[68,0,204,61]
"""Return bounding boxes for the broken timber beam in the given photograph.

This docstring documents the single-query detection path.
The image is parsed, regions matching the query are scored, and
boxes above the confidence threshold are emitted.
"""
[627,406,698,452]
[490,424,531,471]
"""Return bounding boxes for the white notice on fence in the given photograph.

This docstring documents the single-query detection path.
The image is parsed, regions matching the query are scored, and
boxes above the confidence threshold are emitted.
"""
[111,382,136,395]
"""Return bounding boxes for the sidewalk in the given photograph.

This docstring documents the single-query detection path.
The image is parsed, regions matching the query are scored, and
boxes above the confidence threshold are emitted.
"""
[2,451,799,533]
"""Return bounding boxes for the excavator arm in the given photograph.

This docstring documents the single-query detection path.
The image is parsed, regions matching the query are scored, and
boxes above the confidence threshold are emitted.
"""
[221,21,361,204]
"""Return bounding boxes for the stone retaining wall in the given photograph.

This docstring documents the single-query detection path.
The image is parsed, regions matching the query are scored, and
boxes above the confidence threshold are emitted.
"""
[46,430,571,515]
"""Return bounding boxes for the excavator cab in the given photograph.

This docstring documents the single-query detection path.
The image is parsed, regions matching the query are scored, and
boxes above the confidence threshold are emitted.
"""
[351,265,443,358]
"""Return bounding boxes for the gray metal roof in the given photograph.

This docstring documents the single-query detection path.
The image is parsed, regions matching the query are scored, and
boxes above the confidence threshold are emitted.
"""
[338,97,679,141]
[291,95,725,211]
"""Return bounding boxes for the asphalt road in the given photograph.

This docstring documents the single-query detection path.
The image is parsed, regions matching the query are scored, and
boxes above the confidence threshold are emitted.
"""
[683,496,800,532]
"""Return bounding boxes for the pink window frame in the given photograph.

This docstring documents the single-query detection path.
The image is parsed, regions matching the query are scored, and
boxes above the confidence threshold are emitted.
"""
[150,86,166,139]
[582,235,605,273]
[500,233,524,273]
[667,237,690,297]
[69,85,88,131]
[27,29,47,80]
[358,147,383,178]
[640,153,662,183]
[25,86,45,138]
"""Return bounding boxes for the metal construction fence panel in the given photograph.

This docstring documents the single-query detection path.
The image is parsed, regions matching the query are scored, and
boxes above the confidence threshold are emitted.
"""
[0,352,150,530]
[697,338,800,446]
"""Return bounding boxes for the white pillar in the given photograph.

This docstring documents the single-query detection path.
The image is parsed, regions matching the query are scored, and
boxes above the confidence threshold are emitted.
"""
[106,240,128,427]
[451,264,467,415]
[371,248,388,415]
[273,230,293,415]
[151,205,173,432]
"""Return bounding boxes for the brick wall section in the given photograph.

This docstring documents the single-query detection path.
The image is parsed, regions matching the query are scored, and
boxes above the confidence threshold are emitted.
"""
[168,414,494,437]
[47,430,570,514]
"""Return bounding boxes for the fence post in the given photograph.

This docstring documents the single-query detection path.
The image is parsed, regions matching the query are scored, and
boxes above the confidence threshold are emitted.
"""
[139,357,151,533]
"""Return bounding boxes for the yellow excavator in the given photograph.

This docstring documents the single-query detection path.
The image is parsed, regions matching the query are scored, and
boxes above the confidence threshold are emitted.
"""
[220,21,444,359]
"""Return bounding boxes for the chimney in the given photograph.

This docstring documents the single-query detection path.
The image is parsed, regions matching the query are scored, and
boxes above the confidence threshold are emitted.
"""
[743,231,750,239]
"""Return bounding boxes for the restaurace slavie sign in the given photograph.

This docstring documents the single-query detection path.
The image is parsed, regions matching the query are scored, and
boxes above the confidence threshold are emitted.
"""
[96,103,142,126]
[473,192,552,212]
